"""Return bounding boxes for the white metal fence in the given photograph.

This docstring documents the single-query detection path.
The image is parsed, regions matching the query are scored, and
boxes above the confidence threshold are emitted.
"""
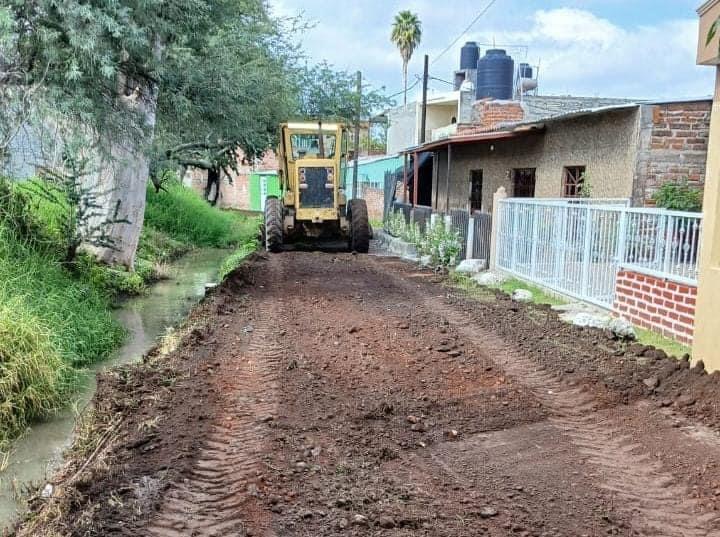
[496,198,703,308]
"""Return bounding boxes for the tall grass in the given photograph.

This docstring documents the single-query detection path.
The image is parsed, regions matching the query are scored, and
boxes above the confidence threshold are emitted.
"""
[145,181,255,247]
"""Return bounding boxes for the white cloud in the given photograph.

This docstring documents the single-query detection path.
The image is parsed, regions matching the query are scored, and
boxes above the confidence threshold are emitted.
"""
[268,1,716,100]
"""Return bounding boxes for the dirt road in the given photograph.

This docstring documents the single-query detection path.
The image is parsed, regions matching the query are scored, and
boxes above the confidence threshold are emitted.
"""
[22,252,720,536]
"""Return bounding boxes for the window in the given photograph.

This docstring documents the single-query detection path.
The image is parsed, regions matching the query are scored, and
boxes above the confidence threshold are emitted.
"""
[469,169,483,211]
[563,166,586,198]
[513,168,536,198]
[290,133,337,160]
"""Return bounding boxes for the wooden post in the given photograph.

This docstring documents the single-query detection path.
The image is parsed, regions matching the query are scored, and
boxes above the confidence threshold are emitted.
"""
[489,186,508,271]
[413,151,419,207]
[445,144,452,212]
[403,153,408,203]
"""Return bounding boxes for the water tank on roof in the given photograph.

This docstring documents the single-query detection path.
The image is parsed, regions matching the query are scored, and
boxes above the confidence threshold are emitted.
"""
[460,42,480,70]
[476,49,514,100]
[518,63,533,80]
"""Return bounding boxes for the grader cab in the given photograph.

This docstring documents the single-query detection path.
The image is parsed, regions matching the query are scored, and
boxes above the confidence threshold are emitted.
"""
[264,121,369,253]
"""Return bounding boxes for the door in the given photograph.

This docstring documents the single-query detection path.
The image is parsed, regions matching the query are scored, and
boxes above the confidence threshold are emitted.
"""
[469,169,483,212]
[513,168,536,198]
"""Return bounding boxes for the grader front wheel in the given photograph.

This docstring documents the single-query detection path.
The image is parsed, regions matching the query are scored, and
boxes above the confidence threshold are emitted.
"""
[347,199,370,253]
[264,196,283,253]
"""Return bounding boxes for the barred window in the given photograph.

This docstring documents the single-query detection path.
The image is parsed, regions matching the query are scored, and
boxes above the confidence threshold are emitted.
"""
[563,166,586,198]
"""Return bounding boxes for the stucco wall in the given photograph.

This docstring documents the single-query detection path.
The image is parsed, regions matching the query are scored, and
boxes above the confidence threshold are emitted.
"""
[386,104,418,155]
[433,108,640,213]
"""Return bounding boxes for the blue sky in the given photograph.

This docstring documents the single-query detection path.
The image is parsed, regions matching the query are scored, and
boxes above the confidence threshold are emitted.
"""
[270,0,716,101]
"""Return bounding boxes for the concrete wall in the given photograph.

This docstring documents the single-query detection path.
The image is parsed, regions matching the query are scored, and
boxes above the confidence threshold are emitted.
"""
[432,108,640,213]
[387,104,418,155]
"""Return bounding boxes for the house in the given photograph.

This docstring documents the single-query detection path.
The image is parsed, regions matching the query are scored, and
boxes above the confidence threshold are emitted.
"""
[400,96,712,213]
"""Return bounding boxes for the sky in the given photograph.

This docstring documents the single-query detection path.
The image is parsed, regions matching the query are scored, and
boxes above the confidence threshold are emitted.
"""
[269,0,716,103]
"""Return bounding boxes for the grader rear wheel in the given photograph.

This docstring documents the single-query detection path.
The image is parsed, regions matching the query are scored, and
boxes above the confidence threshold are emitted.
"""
[347,199,370,253]
[264,196,283,253]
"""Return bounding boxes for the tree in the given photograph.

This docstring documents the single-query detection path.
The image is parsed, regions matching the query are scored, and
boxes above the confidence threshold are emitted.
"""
[153,5,298,204]
[5,0,297,265]
[390,11,422,106]
[294,62,393,122]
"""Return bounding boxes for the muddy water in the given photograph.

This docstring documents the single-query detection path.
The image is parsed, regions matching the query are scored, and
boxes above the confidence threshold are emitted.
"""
[0,248,229,528]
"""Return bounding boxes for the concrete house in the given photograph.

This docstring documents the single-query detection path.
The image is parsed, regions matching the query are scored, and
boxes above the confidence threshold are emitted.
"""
[404,96,712,213]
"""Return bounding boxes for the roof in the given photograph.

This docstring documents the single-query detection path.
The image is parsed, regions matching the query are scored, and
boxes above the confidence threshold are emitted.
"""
[521,95,639,123]
[402,124,544,154]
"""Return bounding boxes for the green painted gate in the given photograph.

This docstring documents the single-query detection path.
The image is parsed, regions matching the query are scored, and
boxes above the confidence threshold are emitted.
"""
[249,172,280,211]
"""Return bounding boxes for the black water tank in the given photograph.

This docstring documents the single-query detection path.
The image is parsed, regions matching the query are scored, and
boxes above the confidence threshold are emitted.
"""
[460,41,479,70]
[518,62,533,79]
[476,49,514,100]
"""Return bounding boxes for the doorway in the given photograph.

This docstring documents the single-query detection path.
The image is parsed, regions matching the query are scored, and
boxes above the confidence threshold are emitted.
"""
[469,169,483,212]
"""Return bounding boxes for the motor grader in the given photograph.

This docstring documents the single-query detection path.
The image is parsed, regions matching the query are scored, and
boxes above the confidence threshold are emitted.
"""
[264,121,369,253]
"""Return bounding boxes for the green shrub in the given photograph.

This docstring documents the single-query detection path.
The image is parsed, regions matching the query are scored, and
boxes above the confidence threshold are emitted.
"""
[652,180,703,212]
[145,180,253,247]
[416,220,462,267]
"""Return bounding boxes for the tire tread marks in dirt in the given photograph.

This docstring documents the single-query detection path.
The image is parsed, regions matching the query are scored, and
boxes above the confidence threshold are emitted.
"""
[433,303,720,537]
[147,298,283,537]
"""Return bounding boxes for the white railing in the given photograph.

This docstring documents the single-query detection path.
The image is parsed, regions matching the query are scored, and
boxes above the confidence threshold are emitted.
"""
[495,198,702,308]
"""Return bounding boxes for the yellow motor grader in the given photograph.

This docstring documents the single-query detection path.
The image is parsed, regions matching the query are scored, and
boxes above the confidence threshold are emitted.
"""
[264,121,369,253]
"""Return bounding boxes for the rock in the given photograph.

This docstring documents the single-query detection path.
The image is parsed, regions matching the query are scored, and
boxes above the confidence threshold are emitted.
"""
[406,415,420,424]
[456,259,487,274]
[348,326,360,334]
[448,350,462,357]
[473,271,508,286]
[300,509,313,519]
[607,317,636,339]
[435,345,452,352]
[337,518,349,529]
[643,348,667,361]
[511,289,533,303]
[377,516,396,528]
[677,394,696,407]
[571,313,610,330]
[352,514,369,526]
[419,255,433,268]
[410,422,427,432]
[643,376,659,390]
[479,506,498,518]
[41,483,53,499]
[444,429,459,439]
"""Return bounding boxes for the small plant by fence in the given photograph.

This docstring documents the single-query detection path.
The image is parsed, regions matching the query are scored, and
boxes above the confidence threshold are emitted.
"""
[495,198,703,308]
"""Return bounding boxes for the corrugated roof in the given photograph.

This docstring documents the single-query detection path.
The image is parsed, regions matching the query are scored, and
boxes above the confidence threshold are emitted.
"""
[521,95,640,123]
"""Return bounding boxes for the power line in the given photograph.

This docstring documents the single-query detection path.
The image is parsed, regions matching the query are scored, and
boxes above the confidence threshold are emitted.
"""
[430,0,498,66]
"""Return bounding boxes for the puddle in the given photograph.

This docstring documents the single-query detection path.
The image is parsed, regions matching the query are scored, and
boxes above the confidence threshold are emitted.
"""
[0,248,229,528]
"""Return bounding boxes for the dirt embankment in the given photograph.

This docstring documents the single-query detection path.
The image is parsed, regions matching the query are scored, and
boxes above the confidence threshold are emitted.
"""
[16,252,720,537]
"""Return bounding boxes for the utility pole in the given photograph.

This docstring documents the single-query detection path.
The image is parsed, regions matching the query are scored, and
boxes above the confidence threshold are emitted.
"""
[352,70,362,200]
[420,54,429,144]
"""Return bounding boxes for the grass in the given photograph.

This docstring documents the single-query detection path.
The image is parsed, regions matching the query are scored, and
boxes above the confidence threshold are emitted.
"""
[635,328,691,359]
[0,176,261,452]
[145,181,256,248]
[495,278,568,307]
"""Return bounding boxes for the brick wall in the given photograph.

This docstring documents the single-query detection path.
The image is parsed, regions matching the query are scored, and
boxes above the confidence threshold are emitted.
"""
[359,185,384,221]
[184,151,277,211]
[458,99,525,135]
[613,270,697,345]
[638,101,711,204]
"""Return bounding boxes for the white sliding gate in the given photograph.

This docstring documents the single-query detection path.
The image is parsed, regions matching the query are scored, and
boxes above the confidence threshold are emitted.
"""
[496,198,702,308]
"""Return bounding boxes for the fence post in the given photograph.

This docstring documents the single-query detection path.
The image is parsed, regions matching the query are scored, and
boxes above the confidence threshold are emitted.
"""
[489,187,507,271]
[530,204,540,278]
[467,216,476,259]
[553,206,568,286]
[580,205,594,298]
[662,213,674,274]
[444,214,452,231]
[430,212,438,229]
[616,208,628,272]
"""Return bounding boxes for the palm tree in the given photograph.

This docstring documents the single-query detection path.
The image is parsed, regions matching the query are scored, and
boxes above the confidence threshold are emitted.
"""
[390,10,422,106]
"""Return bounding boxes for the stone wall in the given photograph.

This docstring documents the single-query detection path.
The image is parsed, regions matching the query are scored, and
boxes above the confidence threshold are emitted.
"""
[635,100,711,205]
[613,270,697,345]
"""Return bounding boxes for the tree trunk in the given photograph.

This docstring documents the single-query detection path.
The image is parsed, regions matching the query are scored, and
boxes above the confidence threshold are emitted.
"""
[82,83,158,269]
[204,167,221,206]
[403,61,408,106]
